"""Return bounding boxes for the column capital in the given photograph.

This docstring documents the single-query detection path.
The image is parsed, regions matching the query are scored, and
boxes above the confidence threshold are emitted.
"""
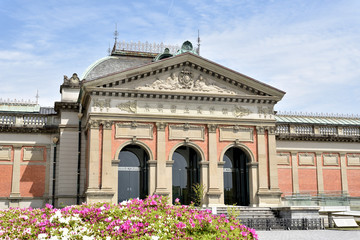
[102,120,113,130]
[207,124,217,133]
[266,126,276,135]
[156,122,167,131]
[256,126,265,135]
[90,120,100,129]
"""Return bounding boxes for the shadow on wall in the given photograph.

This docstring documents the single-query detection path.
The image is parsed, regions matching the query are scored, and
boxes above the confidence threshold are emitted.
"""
[20,165,46,197]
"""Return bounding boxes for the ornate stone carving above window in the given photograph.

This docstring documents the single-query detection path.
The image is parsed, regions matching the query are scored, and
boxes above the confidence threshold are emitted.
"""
[169,124,205,141]
[219,126,253,142]
[115,122,153,139]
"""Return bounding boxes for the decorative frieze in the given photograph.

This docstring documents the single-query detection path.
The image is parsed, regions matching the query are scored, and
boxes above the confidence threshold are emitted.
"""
[234,106,251,117]
[258,106,273,115]
[347,154,360,166]
[0,146,11,161]
[117,101,137,113]
[169,124,205,141]
[93,99,111,112]
[298,153,315,166]
[115,122,153,139]
[23,147,44,161]
[323,154,339,166]
[219,126,253,142]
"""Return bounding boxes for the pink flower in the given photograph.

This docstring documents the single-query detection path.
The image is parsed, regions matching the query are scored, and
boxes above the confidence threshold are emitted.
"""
[230,226,234,231]
[175,221,186,229]
[175,198,180,203]
[45,203,53,209]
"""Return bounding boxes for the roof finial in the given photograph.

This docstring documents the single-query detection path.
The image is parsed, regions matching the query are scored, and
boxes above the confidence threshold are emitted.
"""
[35,90,39,104]
[111,23,119,55]
[114,23,118,44]
[197,29,201,55]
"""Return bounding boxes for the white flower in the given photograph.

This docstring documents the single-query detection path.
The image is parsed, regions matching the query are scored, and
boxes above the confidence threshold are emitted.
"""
[49,236,59,240]
[151,236,160,240]
[23,228,31,234]
[99,206,106,211]
[59,227,69,236]
[37,233,48,239]
[82,236,95,240]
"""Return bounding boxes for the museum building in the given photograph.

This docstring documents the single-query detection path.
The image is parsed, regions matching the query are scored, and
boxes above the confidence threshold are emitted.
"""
[0,40,359,209]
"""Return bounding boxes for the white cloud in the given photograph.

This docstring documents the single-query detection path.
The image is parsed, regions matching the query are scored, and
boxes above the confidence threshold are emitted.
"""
[0,0,359,114]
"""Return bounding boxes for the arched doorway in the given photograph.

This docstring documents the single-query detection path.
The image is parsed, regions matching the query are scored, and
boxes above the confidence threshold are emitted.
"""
[118,145,148,202]
[172,146,200,205]
[223,147,250,206]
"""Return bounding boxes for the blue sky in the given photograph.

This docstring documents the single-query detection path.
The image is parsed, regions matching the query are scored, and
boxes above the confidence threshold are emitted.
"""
[0,0,359,115]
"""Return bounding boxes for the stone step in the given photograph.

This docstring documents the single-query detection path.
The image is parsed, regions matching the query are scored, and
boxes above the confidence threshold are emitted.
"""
[203,206,277,220]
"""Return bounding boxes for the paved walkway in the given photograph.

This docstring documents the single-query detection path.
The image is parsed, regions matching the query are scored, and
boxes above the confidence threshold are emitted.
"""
[256,230,360,240]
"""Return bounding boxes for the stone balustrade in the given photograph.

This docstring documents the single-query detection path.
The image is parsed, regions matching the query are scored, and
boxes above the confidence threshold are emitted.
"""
[0,113,57,127]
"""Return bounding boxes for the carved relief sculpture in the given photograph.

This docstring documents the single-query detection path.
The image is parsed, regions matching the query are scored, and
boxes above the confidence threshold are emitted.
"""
[93,99,111,112]
[233,106,251,117]
[117,101,137,113]
[178,68,193,89]
[137,71,236,94]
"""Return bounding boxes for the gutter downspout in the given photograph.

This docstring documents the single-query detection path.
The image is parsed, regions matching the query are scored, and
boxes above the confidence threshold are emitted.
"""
[77,106,83,205]
[52,137,59,206]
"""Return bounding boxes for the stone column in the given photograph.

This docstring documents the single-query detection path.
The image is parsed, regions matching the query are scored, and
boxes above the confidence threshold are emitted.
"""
[248,162,259,206]
[256,126,268,191]
[100,121,115,202]
[199,161,209,206]
[148,160,157,196]
[315,152,324,194]
[207,124,221,206]
[257,126,281,206]
[267,127,280,191]
[218,161,225,205]
[340,153,348,195]
[154,122,169,196]
[86,120,101,202]
[9,145,22,207]
[291,152,299,193]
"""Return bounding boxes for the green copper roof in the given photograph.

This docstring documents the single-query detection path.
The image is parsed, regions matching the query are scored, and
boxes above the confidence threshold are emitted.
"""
[275,114,360,126]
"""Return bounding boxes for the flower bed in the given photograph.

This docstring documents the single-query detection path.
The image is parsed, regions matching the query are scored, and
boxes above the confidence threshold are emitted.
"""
[0,195,257,239]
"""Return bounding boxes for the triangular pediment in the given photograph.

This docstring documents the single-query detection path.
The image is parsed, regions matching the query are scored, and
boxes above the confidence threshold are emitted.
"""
[82,53,285,101]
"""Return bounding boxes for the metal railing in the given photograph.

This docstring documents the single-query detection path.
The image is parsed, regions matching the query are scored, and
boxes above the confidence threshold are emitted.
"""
[241,218,324,230]
[283,192,351,206]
